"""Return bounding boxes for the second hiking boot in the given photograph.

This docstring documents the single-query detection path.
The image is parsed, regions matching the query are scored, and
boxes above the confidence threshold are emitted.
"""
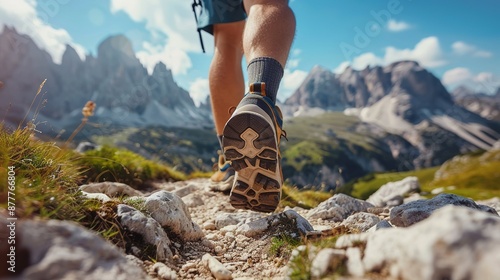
[222,82,286,213]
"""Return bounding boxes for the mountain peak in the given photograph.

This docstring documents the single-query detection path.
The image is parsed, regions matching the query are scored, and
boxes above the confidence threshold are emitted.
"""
[61,44,81,65]
[97,35,135,59]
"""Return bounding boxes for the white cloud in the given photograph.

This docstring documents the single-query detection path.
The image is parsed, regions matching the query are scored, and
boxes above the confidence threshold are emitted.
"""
[292,49,302,56]
[287,58,300,69]
[452,41,492,58]
[442,68,499,94]
[0,0,86,63]
[334,36,447,72]
[442,67,473,85]
[110,0,207,75]
[189,78,209,107]
[279,68,308,101]
[279,49,307,101]
[385,36,446,67]
[333,61,350,74]
[352,52,384,69]
[473,72,494,83]
[387,19,411,32]
[452,41,475,55]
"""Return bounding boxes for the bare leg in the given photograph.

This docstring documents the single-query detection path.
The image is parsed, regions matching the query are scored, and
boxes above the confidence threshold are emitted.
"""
[243,0,296,67]
[209,21,246,135]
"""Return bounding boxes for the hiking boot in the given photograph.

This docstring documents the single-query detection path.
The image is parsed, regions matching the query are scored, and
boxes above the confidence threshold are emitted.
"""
[222,82,286,213]
[209,153,235,192]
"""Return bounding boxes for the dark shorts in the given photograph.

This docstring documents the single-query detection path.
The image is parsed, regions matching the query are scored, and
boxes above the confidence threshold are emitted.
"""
[196,0,247,35]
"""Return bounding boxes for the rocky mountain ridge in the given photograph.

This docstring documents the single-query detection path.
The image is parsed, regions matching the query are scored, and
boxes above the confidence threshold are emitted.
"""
[0,26,211,132]
[285,61,500,171]
[452,85,500,122]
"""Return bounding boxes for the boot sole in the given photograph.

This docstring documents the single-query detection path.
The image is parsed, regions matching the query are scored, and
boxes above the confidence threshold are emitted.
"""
[222,107,281,213]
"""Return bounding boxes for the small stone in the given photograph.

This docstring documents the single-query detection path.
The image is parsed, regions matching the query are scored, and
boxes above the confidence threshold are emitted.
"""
[80,191,111,202]
[205,233,219,241]
[367,220,393,232]
[173,184,197,197]
[181,262,197,271]
[220,225,239,233]
[237,210,313,238]
[214,246,225,254]
[340,212,381,232]
[307,194,374,221]
[203,221,217,230]
[202,239,215,249]
[346,247,365,277]
[310,248,346,279]
[202,253,233,280]
[366,177,420,207]
[182,193,204,207]
[239,254,249,261]
[79,181,143,197]
[152,262,177,280]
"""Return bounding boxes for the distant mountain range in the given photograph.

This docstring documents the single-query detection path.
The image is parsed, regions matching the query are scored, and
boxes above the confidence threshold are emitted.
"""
[0,26,212,133]
[452,86,500,122]
[1,26,499,189]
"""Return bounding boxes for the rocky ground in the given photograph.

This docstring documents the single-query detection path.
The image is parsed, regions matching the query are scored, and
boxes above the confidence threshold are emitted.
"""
[1,177,500,280]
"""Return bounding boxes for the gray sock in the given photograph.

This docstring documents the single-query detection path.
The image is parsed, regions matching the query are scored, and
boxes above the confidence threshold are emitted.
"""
[247,57,284,104]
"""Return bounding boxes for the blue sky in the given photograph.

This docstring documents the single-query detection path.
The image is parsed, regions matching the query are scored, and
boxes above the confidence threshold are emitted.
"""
[1,0,499,105]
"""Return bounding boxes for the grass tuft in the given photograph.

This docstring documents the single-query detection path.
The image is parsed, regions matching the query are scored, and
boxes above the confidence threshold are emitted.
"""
[78,145,186,189]
[0,125,83,220]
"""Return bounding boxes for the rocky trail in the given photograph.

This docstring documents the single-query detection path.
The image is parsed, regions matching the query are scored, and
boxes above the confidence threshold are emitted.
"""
[2,177,500,280]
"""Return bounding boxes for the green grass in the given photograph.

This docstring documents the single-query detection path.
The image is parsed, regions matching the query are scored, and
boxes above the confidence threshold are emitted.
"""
[287,226,352,279]
[0,123,184,261]
[280,184,332,210]
[0,125,84,219]
[269,234,302,258]
[78,145,186,189]
[429,149,500,200]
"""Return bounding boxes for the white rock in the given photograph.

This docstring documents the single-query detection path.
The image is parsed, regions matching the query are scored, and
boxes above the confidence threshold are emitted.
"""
[9,218,149,280]
[340,212,381,232]
[117,204,173,261]
[363,206,500,280]
[144,191,204,241]
[152,262,177,280]
[203,221,217,230]
[430,187,445,195]
[202,253,233,280]
[172,183,198,197]
[335,233,369,248]
[366,220,393,232]
[366,176,420,207]
[182,193,204,208]
[307,194,374,221]
[81,191,111,202]
[237,210,314,238]
[79,181,143,197]
[310,248,346,279]
[346,247,365,277]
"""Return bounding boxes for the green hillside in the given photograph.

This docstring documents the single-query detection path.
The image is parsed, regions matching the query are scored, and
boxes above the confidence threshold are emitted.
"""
[281,112,406,189]
[341,149,500,201]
